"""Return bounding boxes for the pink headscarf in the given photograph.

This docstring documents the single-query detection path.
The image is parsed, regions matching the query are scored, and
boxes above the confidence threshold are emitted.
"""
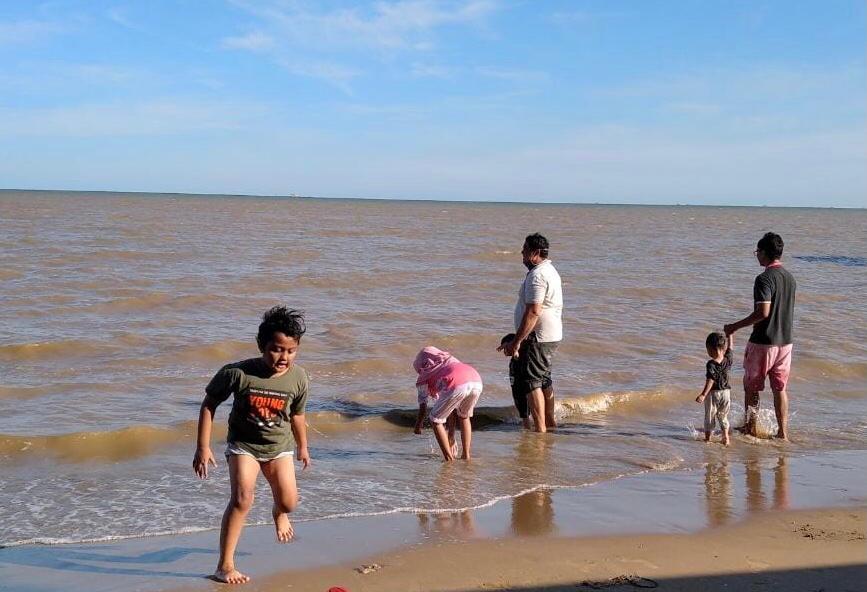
[413,346,460,386]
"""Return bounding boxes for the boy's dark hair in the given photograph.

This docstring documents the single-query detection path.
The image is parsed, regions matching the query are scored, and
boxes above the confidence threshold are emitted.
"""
[706,331,726,350]
[257,306,306,349]
[524,233,549,258]
[501,333,516,345]
[757,232,784,260]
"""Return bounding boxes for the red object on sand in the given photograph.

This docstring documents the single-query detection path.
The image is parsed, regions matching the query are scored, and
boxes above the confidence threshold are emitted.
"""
[328,588,348,592]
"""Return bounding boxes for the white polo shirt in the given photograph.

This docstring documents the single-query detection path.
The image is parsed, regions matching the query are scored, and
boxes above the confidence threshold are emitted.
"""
[514,259,563,343]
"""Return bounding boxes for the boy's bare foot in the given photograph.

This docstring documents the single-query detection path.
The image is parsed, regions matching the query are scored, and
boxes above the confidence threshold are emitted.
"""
[774,431,789,441]
[273,510,294,542]
[212,568,250,584]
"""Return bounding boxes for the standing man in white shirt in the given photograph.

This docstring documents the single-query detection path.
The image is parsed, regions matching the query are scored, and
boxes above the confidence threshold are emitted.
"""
[499,233,563,433]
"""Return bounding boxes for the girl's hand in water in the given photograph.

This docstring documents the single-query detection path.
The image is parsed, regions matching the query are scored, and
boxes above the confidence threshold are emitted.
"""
[193,447,217,478]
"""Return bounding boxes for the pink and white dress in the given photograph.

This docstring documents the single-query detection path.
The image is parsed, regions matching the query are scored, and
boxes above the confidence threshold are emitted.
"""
[413,347,482,424]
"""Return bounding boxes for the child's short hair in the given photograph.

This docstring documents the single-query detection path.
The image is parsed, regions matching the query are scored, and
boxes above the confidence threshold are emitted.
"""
[257,306,306,349]
[706,331,726,350]
[501,333,516,345]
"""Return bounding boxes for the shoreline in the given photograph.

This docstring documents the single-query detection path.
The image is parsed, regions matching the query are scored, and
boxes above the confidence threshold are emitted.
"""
[2,449,865,592]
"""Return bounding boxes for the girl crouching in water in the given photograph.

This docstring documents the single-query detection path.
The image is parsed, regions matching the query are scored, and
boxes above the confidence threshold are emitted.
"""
[413,346,482,461]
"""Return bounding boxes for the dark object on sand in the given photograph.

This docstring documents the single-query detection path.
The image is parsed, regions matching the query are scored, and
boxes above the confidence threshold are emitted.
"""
[577,574,659,589]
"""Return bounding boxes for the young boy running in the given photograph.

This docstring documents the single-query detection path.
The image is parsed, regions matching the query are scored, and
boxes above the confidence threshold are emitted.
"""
[193,306,311,584]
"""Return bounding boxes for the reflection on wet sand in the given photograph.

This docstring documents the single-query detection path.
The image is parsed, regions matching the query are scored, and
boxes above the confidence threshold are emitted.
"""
[417,511,477,539]
[703,460,733,527]
[510,433,557,536]
[511,489,555,536]
[704,454,790,527]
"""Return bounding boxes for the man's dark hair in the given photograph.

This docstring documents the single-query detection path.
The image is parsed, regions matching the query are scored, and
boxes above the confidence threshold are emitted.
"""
[706,331,726,350]
[501,333,516,345]
[257,306,306,349]
[757,232,784,260]
[524,233,549,258]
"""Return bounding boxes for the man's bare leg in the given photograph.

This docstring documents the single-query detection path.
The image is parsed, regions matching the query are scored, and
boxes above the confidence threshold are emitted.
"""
[215,454,259,584]
[459,416,472,459]
[542,385,556,429]
[432,422,455,460]
[739,390,760,436]
[261,455,298,543]
[529,387,546,433]
[772,389,789,440]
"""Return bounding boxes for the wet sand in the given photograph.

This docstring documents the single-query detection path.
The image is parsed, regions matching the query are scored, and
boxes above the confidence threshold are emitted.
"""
[247,508,865,592]
[3,450,864,592]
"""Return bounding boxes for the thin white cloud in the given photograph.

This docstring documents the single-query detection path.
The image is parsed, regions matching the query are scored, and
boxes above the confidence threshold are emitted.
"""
[227,0,499,50]
[221,31,276,51]
[0,19,65,45]
[0,61,146,94]
[410,62,454,78]
[222,0,502,91]
[476,66,548,83]
[107,7,138,30]
[0,99,270,137]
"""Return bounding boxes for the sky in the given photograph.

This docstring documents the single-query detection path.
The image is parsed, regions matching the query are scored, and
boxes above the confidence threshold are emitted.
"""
[0,1,864,207]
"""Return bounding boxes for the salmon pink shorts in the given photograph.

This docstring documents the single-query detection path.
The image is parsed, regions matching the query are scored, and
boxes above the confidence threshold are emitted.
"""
[743,342,793,392]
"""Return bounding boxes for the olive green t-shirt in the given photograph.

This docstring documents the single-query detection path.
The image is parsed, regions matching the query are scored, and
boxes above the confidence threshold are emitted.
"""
[205,358,309,458]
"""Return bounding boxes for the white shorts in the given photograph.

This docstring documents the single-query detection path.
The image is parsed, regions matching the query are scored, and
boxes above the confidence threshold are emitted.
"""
[225,442,294,462]
[428,381,482,424]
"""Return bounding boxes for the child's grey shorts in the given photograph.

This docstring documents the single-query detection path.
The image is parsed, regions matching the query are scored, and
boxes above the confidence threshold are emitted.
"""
[704,389,731,432]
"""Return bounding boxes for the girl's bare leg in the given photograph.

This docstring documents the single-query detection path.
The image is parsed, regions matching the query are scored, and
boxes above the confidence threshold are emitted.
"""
[261,455,299,542]
[215,454,260,584]
[432,422,455,460]
[459,416,472,459]
[446,412,458,457]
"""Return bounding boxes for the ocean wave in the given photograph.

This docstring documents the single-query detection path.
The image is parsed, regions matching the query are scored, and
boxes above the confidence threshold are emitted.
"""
[0,340,116,362]
[0,390,676,463]
[796,358,867,381]
[0,422,217,463]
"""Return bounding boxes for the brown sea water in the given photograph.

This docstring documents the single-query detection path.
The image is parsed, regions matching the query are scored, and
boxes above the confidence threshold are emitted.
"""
[1,190,865,546]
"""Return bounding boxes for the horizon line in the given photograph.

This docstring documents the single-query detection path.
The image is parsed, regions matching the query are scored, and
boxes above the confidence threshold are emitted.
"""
[1,187,864,211]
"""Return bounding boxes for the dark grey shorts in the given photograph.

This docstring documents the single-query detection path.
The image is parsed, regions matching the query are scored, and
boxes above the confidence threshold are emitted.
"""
[515,333,559,392]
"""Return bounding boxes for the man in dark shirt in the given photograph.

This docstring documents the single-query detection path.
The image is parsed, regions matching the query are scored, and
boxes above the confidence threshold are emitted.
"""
[725,232,796,440]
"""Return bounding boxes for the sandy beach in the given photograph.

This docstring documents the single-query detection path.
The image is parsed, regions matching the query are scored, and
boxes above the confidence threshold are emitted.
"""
[3,449,864,592]
[244,507,866,592]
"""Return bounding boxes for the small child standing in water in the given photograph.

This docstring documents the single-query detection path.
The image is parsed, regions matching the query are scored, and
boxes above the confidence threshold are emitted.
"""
[696,331,734,446]
[501,333,532,430]
[193,306,311,584]
[412,346,482,461]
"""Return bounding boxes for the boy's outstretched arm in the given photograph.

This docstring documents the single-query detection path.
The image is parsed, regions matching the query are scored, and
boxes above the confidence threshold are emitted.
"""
[290,414,310,469]
[193,397,218,479]
[696,378,714,403]
[727,333,734,351]
[414,402,427,434]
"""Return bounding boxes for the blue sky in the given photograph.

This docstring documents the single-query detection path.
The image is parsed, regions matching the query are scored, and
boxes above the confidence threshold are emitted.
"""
[1,1,864,206]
